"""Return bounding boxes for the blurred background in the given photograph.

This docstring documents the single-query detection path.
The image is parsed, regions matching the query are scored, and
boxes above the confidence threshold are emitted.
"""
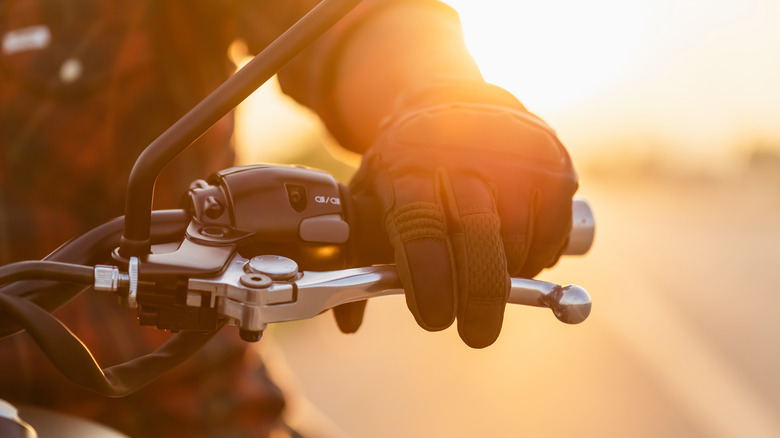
[231,0,780,436]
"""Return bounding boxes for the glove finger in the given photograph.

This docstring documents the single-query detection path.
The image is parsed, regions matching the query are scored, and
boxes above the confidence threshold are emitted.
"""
[518,194,573,278]
[332,301,367,334]
[494,180,540,277]
[386,175,457,331]
[439,170,509,348]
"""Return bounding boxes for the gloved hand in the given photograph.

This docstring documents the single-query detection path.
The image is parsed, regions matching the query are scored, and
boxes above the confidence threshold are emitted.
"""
[335,82,578,348]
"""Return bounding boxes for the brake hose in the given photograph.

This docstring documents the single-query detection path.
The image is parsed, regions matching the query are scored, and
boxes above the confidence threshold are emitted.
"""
[0,289,218,397]
[0,212,216,397]
[0,261,94,287]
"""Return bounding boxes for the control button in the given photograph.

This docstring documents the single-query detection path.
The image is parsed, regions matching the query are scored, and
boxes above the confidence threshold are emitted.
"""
[299,214,349,244]
[204,195,225,219]
[286,184,307,212]
[246,255,299,281]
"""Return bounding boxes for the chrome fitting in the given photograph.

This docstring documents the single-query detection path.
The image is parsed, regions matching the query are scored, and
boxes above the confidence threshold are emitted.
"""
[127,257,139,308]
[94,265,130,292]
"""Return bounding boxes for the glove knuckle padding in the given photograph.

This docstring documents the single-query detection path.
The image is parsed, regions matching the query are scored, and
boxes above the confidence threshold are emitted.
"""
[388,104,567,168]
[391,202,446,242]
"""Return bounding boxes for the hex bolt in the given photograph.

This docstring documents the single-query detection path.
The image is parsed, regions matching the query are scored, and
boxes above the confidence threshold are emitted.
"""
[239,273,273,289]
[239,329,263,342]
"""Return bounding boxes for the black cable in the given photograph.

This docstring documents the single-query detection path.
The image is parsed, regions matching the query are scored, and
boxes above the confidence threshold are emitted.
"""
[120,0,364,257]
[0,210,217,396]
[0,209,188,338]
[0,261,93,287]
[0,0,367,399]
[0,290,219,397]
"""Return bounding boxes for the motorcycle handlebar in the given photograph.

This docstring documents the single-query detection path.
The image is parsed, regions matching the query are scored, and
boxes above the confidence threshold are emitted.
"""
[566,198,595,255]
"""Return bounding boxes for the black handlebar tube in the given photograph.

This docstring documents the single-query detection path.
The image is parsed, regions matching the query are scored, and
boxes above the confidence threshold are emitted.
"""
[120,0,364,257]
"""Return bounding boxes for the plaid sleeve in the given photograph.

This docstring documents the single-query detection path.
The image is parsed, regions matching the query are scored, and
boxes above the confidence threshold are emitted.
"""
[0,2,285,436]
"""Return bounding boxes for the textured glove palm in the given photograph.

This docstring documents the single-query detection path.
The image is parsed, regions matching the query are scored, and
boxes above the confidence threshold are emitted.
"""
[342,87,578,348]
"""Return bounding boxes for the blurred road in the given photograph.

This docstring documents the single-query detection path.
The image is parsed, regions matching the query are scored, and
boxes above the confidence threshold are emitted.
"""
[260,168,780,438]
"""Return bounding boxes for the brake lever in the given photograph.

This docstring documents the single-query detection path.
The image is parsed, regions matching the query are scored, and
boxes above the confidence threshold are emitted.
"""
[186,254,591,340]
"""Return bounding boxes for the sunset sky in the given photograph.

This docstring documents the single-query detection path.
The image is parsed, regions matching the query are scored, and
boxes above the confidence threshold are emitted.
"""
[238,0,780,173]
[444,0,780,169]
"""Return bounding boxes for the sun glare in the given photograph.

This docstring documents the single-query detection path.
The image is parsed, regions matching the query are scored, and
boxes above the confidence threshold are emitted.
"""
[445,0,780,167]
[234,0,780,169]
[442,0,650,114]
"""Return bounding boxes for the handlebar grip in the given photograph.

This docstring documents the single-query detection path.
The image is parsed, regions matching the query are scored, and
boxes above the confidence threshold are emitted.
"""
[347,194,595,266]
[565,199,595,256]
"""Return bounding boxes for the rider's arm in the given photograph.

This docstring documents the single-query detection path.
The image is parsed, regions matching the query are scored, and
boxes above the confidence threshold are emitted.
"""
[235,0,482,148]
[275,0,483,152]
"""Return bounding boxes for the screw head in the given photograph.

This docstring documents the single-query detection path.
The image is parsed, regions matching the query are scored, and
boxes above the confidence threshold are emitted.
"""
[239,273,273,289]
[246,255,299,281]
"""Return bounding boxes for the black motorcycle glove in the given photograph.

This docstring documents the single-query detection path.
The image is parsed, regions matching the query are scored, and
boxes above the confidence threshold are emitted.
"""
[339,83,578,347]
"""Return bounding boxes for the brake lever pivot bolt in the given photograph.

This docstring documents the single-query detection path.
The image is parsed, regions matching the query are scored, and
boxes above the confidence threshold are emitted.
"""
[246,255,299,281]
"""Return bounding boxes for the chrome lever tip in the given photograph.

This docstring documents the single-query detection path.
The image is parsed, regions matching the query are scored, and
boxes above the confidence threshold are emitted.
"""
[547,284,591,324]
